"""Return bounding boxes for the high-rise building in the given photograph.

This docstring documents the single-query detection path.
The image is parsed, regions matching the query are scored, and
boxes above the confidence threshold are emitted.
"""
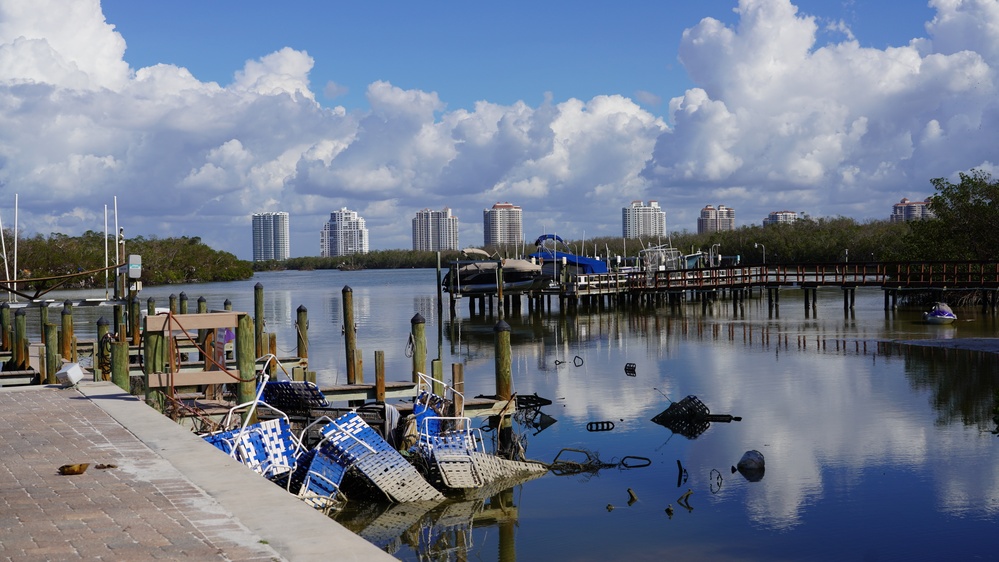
[483,202,523,248]
[251,212,290,261]
[697,204,736,234]
[412,207,459,251]
[320,207,369,257]
[622,200,667,239]
[890,198,935,222]
[763,210,799,226]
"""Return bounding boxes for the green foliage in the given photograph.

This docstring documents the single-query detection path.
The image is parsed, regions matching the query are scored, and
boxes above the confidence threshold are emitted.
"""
[255,249,466,272]
[907,169,999,260]
[9,231,253,288]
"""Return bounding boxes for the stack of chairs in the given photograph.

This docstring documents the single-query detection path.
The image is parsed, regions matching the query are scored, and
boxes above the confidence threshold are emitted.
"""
[413,373,484,490]
[319,411,443,503]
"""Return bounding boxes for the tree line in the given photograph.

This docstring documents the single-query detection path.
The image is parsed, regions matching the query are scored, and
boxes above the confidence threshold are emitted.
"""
[7,169,998,286]
[8,230,253,290]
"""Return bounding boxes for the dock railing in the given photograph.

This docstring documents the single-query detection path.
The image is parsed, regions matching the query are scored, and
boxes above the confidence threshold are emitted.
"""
[562,260,999,296]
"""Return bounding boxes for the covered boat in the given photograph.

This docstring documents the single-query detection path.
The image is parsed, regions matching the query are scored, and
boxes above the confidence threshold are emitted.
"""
[923,302,957,324]
[442,249,544,296]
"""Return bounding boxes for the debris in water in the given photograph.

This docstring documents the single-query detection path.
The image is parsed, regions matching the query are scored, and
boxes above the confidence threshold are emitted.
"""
[665,504,674,518]
[733,450,766,482]
[652,395,741,439]
[586,421,615,432]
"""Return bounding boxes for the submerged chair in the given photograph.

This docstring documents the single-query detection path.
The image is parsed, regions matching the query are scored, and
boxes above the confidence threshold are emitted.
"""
[318,411,443,503]
[412,372,485,489]
[202,374,305,481]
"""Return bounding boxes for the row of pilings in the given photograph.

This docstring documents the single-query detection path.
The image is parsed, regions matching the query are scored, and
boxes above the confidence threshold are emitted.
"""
[453,284,999,320]
[1,283,517,433]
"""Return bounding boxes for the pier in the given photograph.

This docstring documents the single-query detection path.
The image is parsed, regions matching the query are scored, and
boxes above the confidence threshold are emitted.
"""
[450,260,999,315]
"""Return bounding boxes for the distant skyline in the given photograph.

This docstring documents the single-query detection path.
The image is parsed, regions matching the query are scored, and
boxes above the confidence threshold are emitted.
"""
[2,0,995,260]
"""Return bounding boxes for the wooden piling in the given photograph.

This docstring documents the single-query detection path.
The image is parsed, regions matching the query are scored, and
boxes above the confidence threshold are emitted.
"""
[38,304,47,341]
[236,313,256,412]
[0,302,9,351]
[13,308,26,369]
[343,286,357,384]
[374,350,385,402]
[44,322,58,384]
[452,363,464,415]
[430,358,443,396]
[197,296,207,360]
[130,297,140,345]
[61,301,74,363]
[96,317,110,382]
[169,294,177,314]
[111,340,129,391]
[494,320,511,400]
[296,305,309,365]
[179,292,188,315]
[254,283,265,358]
[142,313,165,405]
[411,313,426,383]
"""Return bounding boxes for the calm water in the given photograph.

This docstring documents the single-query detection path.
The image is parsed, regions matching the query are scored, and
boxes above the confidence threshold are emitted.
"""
[51,269,999,560]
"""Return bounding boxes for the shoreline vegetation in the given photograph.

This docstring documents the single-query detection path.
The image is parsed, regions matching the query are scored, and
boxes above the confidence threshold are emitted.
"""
[7,170,998,290]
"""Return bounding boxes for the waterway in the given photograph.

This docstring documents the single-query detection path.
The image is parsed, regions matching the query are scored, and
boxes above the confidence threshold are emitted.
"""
[52,269,999,560]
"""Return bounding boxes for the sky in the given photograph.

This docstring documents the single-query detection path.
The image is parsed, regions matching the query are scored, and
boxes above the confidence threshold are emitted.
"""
[1,0,996,260]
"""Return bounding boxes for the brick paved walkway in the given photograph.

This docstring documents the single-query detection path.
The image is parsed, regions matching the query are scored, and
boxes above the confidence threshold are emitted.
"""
[0,382,392,561]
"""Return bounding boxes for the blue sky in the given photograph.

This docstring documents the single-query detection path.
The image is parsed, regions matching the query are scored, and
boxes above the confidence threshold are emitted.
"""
[101,1,935,117]
[1,0,994,260]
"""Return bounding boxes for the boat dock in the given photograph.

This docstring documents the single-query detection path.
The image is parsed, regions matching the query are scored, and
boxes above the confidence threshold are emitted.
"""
[0,379,393,561]
[451,260,999,314]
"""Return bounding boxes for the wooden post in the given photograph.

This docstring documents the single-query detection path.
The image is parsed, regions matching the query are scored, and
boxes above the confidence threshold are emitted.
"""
[354,347,364,384]
[268,333,278,376]
[494,320,511,400]
[452,363,464,416]
[410,313,426,383]
[61,301,74,363]
[343,286,356,384]
[44,322,58,384]
[111,340,129,391]
[113,303,123,342]
[96,317,110,382]
[197,296,207,360]
[179,292,188,314]
[224,299,232,311]
[143,314,165,405]
[493,320,513,458]
[169,294,177,314]
[12,309,25,370]
[254,282,265,358]
[38,304,47,341]
[236,313,257,416]
[130,297,141,345]
[374,350,385,402]
[147,297,156,317]
[0,301,9,351]
[431,358,443,397]
[296,305,309,365]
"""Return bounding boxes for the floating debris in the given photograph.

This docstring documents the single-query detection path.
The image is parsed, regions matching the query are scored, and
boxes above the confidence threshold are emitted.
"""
[549,448,651,477]
[676,459,688,487]
[586,421,615,432]
[652,395,741,439]
[733,450,766,482]
[665,504,674,518]
[627,488,639,505]
[677,489,694,512]
[624,363,637,376]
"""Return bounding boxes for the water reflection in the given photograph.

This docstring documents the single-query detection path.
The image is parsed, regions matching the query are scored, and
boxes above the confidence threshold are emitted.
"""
[42,272,999,558]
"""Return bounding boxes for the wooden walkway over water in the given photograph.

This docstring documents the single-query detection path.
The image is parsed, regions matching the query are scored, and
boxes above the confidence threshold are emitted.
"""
[458,260,999,314]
